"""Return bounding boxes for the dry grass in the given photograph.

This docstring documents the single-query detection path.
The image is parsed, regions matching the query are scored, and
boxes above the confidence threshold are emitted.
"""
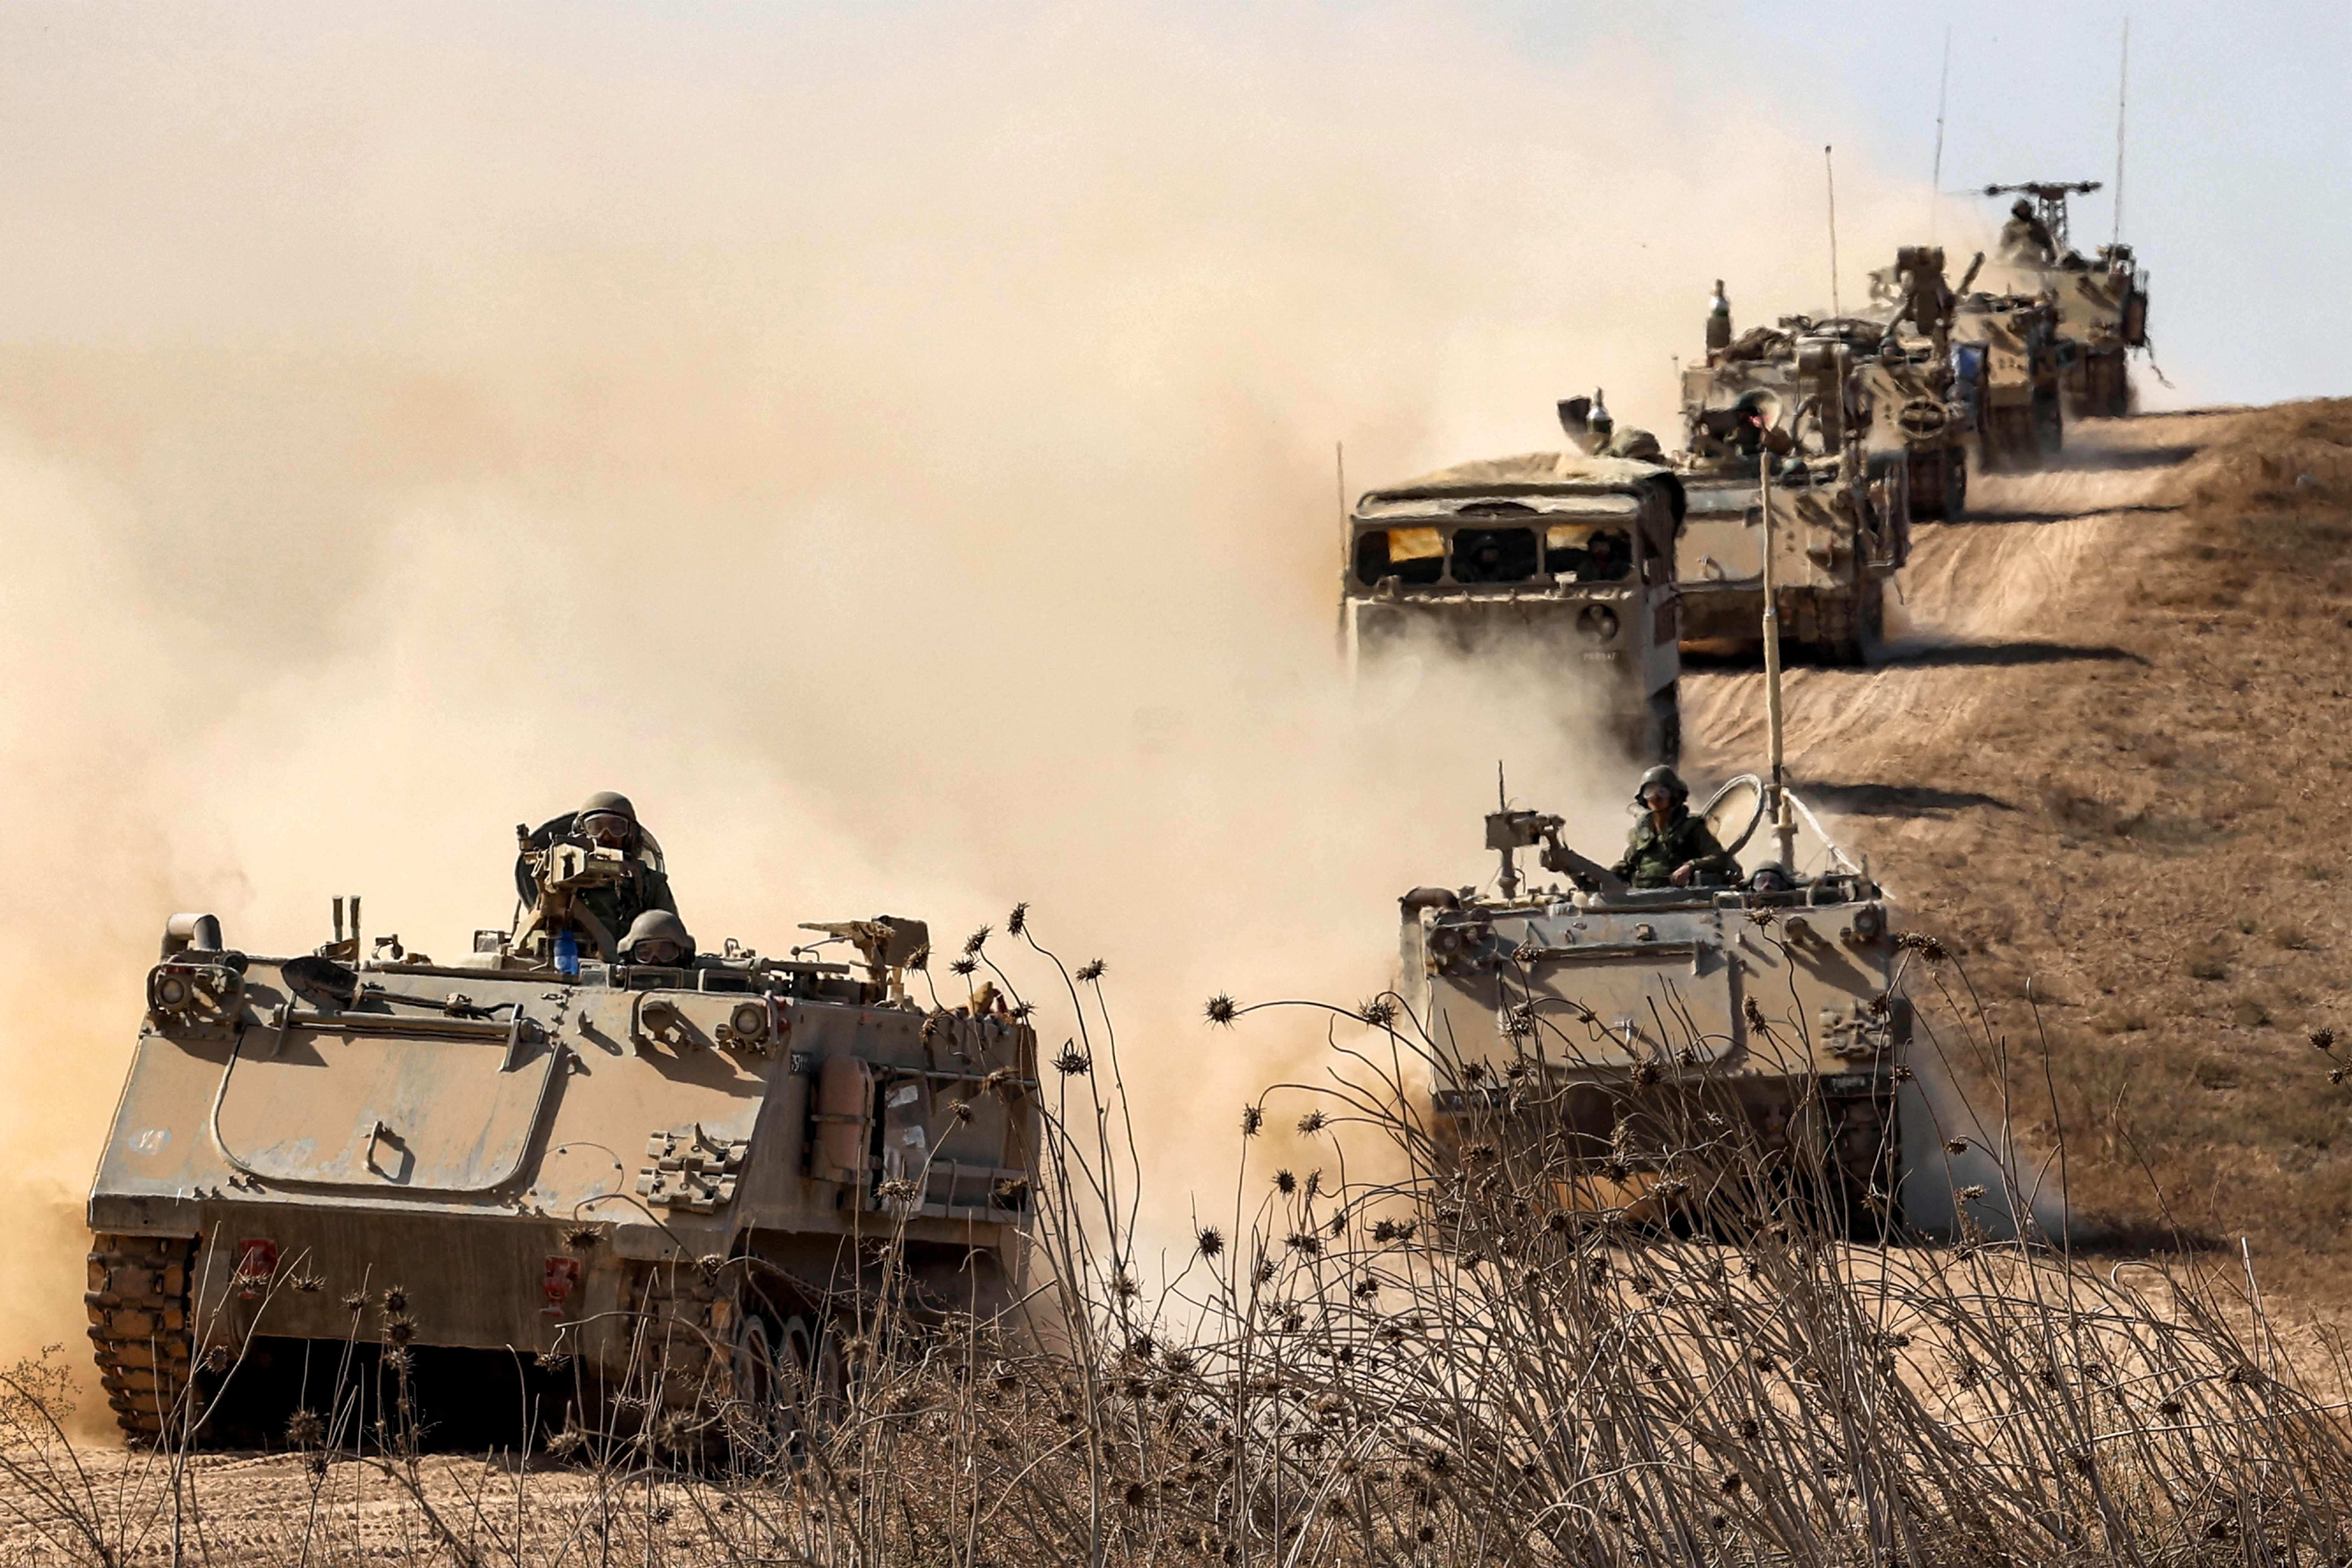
[3,922,2350,1566]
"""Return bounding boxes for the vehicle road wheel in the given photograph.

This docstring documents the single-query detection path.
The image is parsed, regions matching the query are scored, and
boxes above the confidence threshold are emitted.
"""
[728,1313,798,1461]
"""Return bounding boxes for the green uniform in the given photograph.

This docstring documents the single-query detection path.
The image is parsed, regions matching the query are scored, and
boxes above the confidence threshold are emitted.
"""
[1613,808,1739,890]
[579,863,677,958]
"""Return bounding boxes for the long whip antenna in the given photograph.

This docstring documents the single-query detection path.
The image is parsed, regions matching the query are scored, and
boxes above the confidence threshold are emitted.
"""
[1334,440,1350,652]
[1930,27,1952,241]
[2112,17,2131,245]
[1824,145,1842,319]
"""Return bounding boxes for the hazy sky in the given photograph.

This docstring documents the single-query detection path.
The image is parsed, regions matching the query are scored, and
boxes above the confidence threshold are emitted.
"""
[0,2,2332,415]
[1501,0,2342,409]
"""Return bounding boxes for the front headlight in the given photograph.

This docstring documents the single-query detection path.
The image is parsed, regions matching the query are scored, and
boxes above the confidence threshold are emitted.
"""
[726,1000,770,1045]
[1577,604,1621,642]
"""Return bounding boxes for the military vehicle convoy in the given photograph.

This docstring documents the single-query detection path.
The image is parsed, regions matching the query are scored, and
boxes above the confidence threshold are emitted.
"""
[1401,759,1904,1231]
[1668,296,1911,661]
[87,805,1035,1443]
[1345,452,1688,764]
[1984,180,2150,420]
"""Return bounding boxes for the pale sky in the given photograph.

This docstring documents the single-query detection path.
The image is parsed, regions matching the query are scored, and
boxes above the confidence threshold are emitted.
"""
[1502,0,2345,409]
[0,2,2333,416]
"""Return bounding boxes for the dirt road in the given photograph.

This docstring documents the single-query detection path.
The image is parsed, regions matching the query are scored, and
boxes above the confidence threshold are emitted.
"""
[1686,410,2223,870]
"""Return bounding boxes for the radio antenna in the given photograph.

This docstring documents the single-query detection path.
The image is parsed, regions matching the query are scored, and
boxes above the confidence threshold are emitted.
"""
[1930,27,1952,241]
[1824,145,1842,319]
[1334,440,1350,647]
[2112,18,2131,245]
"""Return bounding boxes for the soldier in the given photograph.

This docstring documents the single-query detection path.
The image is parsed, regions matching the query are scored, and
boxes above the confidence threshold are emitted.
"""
[1998,198,2056,263]
[1602,426,1663,463]
[1613,766,1740,889]
[1893,246,1956,357]
[620,908,695,967]
[564,791,679,953]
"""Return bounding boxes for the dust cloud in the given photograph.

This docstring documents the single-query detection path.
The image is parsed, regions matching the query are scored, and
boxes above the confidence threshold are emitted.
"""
[0,7,1940,1368]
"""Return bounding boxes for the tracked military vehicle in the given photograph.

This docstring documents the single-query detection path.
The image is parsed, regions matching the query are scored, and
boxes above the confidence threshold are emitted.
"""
[1671,298,1910,661]
[1864,246,1984,521]
[1401,776,1904,1232]
[86,825,1036,1444]
[1951,288,2066,470]
[1983,181,2149,420]
[1345,452,1687,764]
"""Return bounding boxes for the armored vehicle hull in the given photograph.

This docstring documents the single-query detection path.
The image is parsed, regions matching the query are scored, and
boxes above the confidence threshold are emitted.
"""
[1676,469,1897,661]
[1953,294,2066,471]
[1673,320,1909,662]
[1404,788,1905,1231]
[1981,183,2149,421]
[1345,455,1686,765]
[89,914,1034,1443]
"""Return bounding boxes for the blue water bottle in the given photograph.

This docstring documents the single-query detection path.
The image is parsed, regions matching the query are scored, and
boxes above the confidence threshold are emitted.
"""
[555,927,579,977]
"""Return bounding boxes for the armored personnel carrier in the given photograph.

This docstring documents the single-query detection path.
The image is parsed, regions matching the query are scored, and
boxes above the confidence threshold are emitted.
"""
[1671,298,1911,661]
[1863,246,1984,521]
[85,821,1036,1444]
[1345,452,1687,764]
[1401,782,1903,1230]
[1951,287,2066,470]
[1983,181,2149,420]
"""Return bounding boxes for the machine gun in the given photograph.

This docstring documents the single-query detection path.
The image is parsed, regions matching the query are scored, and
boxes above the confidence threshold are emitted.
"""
[1485,771,1626,900]
[510,826,638,962]
[1983,180,2101,257]
[798,916,930,1004]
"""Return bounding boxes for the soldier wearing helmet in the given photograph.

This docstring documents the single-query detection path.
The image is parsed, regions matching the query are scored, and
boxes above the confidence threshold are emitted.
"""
[1998,198,2056,264]
[620,908,695,967]
[565,792,676,951]
[513,790,680,964]
[1612,766,1740,890]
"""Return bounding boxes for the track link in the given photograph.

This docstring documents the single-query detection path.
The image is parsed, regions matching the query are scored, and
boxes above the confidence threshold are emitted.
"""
[85,1234,197,1442]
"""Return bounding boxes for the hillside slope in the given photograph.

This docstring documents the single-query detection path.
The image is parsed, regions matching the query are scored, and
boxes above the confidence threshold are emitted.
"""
[1688,403,2352,1298]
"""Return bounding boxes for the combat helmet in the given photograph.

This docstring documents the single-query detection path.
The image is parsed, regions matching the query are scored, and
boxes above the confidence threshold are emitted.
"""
[576,791,639,848]
[1633,765,1688,808]
[621,908,695,965]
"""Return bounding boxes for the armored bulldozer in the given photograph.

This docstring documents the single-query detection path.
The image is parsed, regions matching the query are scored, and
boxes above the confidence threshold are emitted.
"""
[1672,298,1911,661]
[1400,778,1906,1232]
[1983,181,2149,420]
[1344,452,1687,764]
[85,826,1036,1445]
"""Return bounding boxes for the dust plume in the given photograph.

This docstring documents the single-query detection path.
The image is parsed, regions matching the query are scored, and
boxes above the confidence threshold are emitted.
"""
[0,7,1936,1372]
